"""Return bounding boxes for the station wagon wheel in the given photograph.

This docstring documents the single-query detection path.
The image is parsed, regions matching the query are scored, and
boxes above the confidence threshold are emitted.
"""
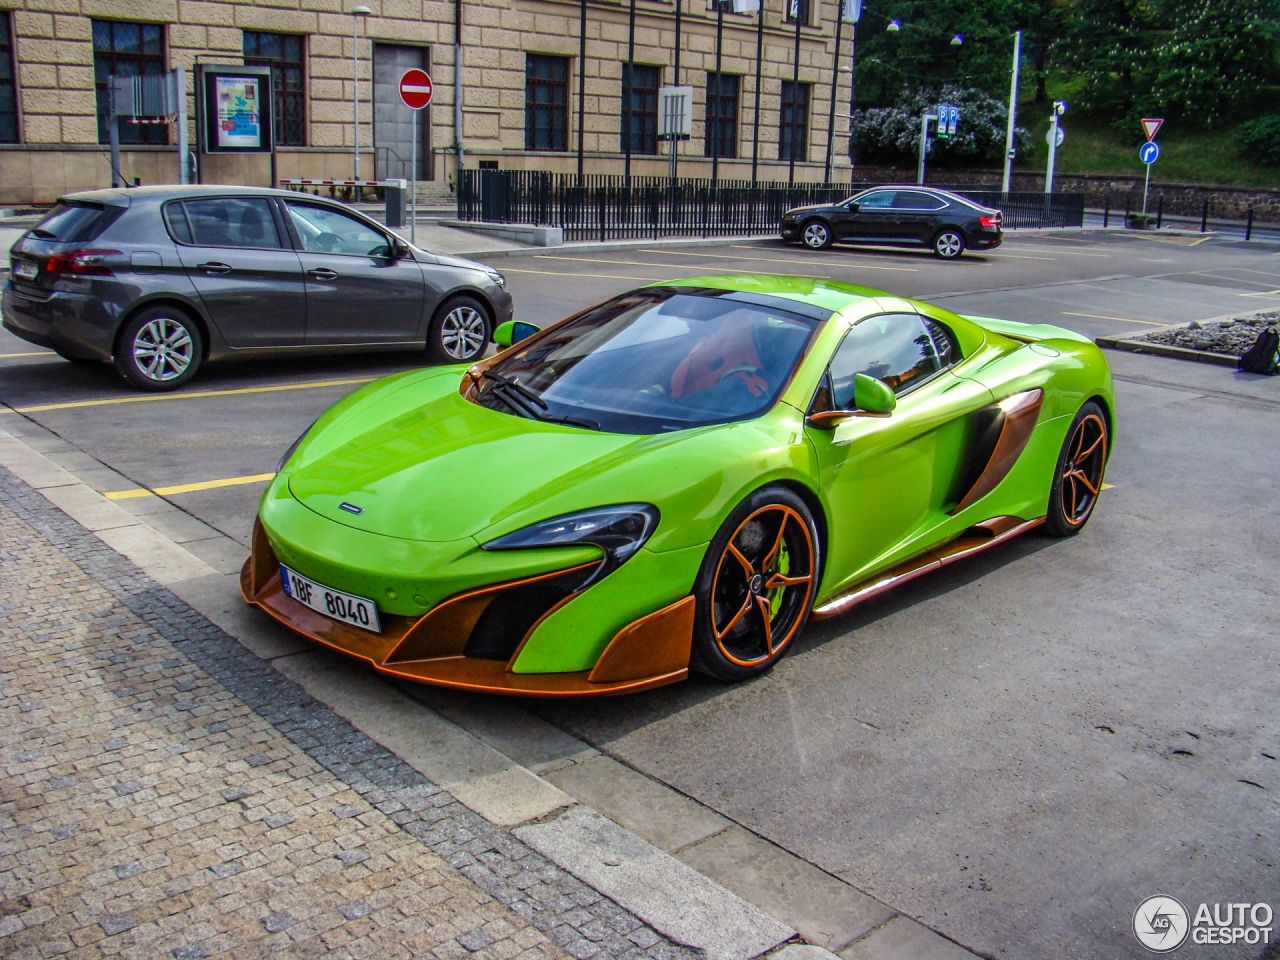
[691,487,819,682]
[114,307,203,391]
[802,219,833,250]
[1045,400,1109,537]
[429,294,491,363]
[933,228,965,259]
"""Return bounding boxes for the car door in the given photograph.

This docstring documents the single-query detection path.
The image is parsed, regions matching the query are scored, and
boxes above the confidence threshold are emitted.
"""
[807,312,993,594]
[281,199,426,345]
[843,189,900,243]
[170,197,308,348]
[890,189,949,245]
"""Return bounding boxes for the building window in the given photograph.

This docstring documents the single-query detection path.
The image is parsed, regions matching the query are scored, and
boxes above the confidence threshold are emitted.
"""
[0,13,17,143]
[784,0,812,25]
[526,54,569,152]
[704,72,739,159]
[621,64,659,155]
[243,31,306,146]
[779,80,809,162]
[92,20,166,145]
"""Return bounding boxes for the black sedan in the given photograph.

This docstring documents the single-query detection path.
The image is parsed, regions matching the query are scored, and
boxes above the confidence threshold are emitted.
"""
[780,186,1002,259]
[3,186,513,390]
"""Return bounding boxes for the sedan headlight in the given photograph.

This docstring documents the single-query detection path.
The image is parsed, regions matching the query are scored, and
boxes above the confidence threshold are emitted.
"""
[483,504,659,586]
[482,267,506,287]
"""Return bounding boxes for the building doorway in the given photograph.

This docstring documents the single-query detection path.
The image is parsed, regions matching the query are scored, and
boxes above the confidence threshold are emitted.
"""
[373,44,432,181]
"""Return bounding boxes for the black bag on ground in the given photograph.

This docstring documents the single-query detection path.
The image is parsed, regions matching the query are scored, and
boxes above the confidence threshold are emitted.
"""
[1238,325,1279,375]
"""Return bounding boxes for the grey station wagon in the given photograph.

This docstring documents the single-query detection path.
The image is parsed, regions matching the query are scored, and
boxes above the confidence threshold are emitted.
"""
[3,185,513,390]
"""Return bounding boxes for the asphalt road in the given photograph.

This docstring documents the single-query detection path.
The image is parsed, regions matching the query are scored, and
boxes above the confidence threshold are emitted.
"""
[4,230,1280,958]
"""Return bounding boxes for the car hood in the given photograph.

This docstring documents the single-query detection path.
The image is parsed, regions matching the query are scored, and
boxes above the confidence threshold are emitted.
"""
[783,203,832,217]
[284,371,727,544]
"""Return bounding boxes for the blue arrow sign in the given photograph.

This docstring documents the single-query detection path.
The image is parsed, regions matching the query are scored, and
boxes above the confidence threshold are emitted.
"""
[1140,141,1159,164]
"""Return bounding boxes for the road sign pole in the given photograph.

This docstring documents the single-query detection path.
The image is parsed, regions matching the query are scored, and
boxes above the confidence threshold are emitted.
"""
[1044,113,1058,198]
[917,112,934,185]
[1142,162,1151,215]
[411,108,418,244]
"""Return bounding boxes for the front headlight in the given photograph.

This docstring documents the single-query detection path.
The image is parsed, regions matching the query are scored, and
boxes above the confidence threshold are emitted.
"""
[483,268,506,287]
[276,418,319,473]
[482,504,659,586]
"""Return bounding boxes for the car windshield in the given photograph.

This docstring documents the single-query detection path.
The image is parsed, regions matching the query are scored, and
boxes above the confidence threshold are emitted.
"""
[474,287,825,435]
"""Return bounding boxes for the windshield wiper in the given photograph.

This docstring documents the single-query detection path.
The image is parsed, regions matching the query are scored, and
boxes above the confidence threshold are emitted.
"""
[539,413,601,430]
[480,371,546,410]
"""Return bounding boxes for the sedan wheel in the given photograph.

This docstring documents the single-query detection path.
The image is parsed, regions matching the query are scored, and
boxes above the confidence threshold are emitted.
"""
[429,295,491,363]
[802,220,833,250]
[691,487,818,681]
[934,229,965,259]
[1045,401,1109,537]
[114,308,203,391]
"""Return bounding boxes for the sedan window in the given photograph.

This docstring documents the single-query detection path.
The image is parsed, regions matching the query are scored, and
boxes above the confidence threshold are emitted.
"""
[182,198,283,249]
[829,313,943,407]
[892,191,947,210]
[855,191,895,210]
[286,202,391,258]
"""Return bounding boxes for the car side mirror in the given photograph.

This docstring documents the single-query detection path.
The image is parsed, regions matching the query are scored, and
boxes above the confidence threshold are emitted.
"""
[805,373,896,430]
[854,373,896,414]
[391,238,411,259]
[493,320,541,349]
[846,201,859,212]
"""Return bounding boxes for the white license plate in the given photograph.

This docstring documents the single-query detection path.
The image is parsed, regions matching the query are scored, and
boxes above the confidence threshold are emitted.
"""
[280,564,381,633]
[12,259,37,281]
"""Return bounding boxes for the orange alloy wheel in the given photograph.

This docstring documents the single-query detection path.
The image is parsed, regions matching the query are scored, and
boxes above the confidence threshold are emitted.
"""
[709,502,816,669]
[1060,412,1108,528]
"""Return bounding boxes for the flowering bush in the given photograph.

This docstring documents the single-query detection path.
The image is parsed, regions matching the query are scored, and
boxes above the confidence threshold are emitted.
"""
[851,85,1030,166]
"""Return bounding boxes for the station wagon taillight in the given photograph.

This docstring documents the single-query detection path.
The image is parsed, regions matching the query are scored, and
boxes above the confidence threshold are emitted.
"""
[44,248,121,277]
[979,215,1001,229]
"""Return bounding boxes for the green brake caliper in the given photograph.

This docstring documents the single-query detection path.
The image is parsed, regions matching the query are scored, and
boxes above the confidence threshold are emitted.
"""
[769,540,790,618]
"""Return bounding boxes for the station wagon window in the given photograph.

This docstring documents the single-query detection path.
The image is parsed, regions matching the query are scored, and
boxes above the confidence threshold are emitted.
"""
[285,202,390,257]
[892,191,947,210]
[855,191,894,210]
[828,313,947,407]
[180,198,283,249]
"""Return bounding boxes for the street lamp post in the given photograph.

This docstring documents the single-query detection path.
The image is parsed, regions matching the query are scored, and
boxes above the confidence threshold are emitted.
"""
[1001,29,1021,194]
[351,4,372,181]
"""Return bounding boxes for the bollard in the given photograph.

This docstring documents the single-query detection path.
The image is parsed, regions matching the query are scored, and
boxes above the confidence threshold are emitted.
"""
[1156,195,1163,229]
[1200,198,1209,233]
[1245,207,1254,241]
[1124,194,1131,221]
[1103,194,1110,228]
[383,179,407,229]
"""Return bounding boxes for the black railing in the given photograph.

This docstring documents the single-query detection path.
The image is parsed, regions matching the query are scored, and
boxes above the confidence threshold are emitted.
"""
[457,170,1086,240]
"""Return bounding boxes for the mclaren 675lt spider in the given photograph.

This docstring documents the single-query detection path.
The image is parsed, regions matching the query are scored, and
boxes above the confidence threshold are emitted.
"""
[241,275,1114,696]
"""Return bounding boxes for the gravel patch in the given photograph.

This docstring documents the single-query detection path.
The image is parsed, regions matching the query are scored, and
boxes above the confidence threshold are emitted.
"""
[1134,310,1278,356]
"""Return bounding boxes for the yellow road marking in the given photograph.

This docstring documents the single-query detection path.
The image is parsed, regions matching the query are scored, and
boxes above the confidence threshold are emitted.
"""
[729,244,932,269]
[501,266,662,282]
[534,254,710,270]
[1190,235,1213,245]
[0,376,375,416]
[106,472,277,501]
[637,248,919,272]
[0,350,54,359]
[1061,311,1164,326]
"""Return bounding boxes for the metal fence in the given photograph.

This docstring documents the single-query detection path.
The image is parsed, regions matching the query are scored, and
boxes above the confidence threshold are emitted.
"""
[456,170,1086,241]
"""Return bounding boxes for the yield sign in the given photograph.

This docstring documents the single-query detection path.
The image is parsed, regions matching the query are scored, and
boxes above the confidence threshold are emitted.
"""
[399,69,433,110]
[1141,117,1163,142]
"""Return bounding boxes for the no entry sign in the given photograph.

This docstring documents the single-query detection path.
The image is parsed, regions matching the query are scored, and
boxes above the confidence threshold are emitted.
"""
[399,69,433,110]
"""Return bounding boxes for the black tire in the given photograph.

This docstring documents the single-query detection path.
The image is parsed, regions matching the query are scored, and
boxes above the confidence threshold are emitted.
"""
[933,228,966,259]
[801,219,834,250]
[428,294,491,363]
[113,306,203,391]
[690,485,820,682]
[1044,400,1109,537]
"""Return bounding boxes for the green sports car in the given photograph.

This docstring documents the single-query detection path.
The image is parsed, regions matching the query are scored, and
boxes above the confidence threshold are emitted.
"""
[242,275,1114,696]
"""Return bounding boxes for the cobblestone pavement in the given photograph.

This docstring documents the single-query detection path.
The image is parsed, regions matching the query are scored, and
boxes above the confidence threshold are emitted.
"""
[0,467,691,960]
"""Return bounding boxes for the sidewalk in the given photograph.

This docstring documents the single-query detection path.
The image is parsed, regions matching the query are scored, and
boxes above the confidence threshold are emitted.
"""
[0,466,692,959]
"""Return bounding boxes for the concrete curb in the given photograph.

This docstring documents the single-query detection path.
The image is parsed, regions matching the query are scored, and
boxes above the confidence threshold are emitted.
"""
[1094,307,1280,368]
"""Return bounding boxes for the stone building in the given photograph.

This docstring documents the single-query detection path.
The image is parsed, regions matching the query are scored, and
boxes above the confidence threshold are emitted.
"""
[0,0,853,204]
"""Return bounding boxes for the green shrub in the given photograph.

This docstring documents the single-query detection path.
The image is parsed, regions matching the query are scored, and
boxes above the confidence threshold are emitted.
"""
[1235,115,1280,166]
